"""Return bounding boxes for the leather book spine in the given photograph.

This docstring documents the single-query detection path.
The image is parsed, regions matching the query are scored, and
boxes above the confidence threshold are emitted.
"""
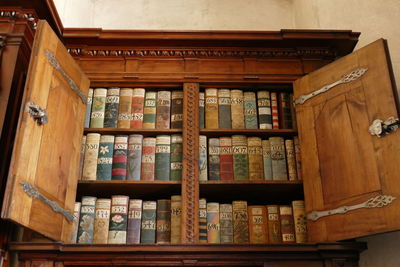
[285,139,297,181]
[141,137,156,181]
[90,88,107,128]
[156,91,171,129]
[219,137,233,181]
[127,134,143,181]
[84,88,93,128]
[170,134,183,181]
[70,202,81,243]
[220,204,233,243]
[199,92,205,129]
[143,91,157,129]
[293,136,302,180]
[127,199,143,244]
[117,88,133,128]
[289,94,297,130]
[218,89,232,128]
[257,91,272,129]
[156,199,171,244]
[112,135,128,180]
[232,135,248,180]
[104,87,120,128]
[78,136,86,180]
[130,88,145,128]
[205,88,219,129]
[230,89,245,129]
[93,198,111,244]
[77,196,96,244]
[199,135,208,181]
[262,140,273,180]
[108,195,129,244]
[141,201,157,244]
[292,200,307,243]
[170,195,182,244]
[82,133,100,181]
[171,90,183,129]
[244,92,258,129]
[266,205,282,243]
[199,198,208,243]
[247,137,264,180]
[155,135,171,180]
[248,205,268,244]
[206,202,220,243]
[208,138,220,180]
[280,205,296,243]
[279,92,293,129]
[232,200,249,243]
[269,137,288,181]
[96,135,115,180]
[270,92,279,129]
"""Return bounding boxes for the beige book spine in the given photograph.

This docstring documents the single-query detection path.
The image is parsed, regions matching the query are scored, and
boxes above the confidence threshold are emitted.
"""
[230,90,245,129]
[82,133,101,180]
[93,198,111,244]
[285,139,297,181]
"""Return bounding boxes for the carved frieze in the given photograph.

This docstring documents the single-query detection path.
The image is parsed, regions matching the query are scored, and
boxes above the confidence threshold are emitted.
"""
[0,8,38,30]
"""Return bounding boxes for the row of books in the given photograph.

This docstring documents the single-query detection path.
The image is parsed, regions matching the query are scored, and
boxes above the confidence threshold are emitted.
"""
[85,88,183,129]
[72,195,182,244]
[200,88,294,130]
[200,199,307,244]
[80,134,182,181]
[199,135,301,181]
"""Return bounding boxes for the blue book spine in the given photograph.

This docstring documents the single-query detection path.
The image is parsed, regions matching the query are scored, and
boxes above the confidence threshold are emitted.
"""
[127,134,143,181]
[96,135,115,180]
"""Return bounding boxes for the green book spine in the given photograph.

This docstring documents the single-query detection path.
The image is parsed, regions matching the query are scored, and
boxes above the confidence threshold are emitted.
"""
[141,201,157,244]
[232,135,248,180]
[199,135,208,181]
[90,88,107,128]
[156,199,171,244]
[199,198,208,243]
[155,135,171,180]
[143,91,157,129]
[269,137,288,180]
[244,92,258,129]
[208,138,220,180]
[127,134,143,181]
[218,89,232,128]
[257,91,272,129]
[171,90,183,129]
[262,140,273,180]
[96,135,115,180]
[77,196,96,244]
[108,195,129,244]
[104,87,120,128]
[84,88,93,128]
[220,204,233,243]
[199,92,205,129]
[170,135,183,181]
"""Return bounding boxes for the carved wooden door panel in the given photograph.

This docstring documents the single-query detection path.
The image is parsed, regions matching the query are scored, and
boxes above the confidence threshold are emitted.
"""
[294,39,400,242]
[1,20,89,242]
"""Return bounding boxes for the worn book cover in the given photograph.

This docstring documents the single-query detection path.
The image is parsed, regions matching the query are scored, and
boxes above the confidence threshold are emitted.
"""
[199,135,208,181]
[280,205,296,243]
[70,202,81,243]
[171,90,183,129]
[157,199,171,244]
[262,140,273,180]
[266,205,281,243]
[292,200,307,243]
[108,195,129,244]
[218,89,232,128]
[232,135,248,180]
[293,136,302,180]
[199,92,205,129]
[155,135,171,180]
[127,199,143,244]
[244,91,258,129]
[84,88,93,128]
[257,91,272,129]
[141,137,156,181]
[247,137,264,180]
[208,138,220,180]
[96,135,114,180]
[278,92,293,129]
[171,195,182,244]
[170,135,183,181]
[207,202,220,243]
[248,205,268,244]
[90,88,107,128]
[220,204,233,243]
[77,196,96,244]
[78,136,86,181]
[285,139,297,181]
[127,134,143,181]
[269,137,288,181]
[141,201,157,244]
[104,87,120,128]
[82,133,100,181]
[117,88,133,128]
[219,137,233,181]
[143,91,157,129]
[270,92,279,129]
[232,200,249,243]
[199,198,208,243]
[156,91,171,129]
[112,135,128,180]
[205,88,219,129]
[93,198,111,244]
[230,90,245,129]
[130,88,145,128]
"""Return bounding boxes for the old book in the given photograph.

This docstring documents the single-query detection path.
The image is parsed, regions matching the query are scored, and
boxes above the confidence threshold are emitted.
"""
[289,94,297,130]
[143,91,157,129]
[171,90,183,129]
[218,89,232,128]
[199,198,208,243]
[77,196,96,244]
[199,135,208,181]
[78,136,86,180]
[219,137,233,181]
[70,202,81,243]
[248,206,268,244]
[156,90,171,129]
[269,137,288,181]
[130,88,145,128]
[90,88,107,128]
[262,140,273,180]
[257,91,272,129]
[170,195,182,244]
[207,202,220,243]
[104,87,120,128]
[141,137,156,181]
[280,205,296,243]
[108,195,129,244]
[244,91,258,129]
[266,205,282,243]
[96,135,115,180]
[293,136,302,180]
[117,88,133,128]
[170,134,183,181]
[155,135,171,181]
[141,201,157,244]
[84,88,93,128]
[205,88,219,129]
[232,200,249,243]
[127,199,143,244]
[285,139,297,181]
[93,198,111,244]
[230,89,245,129]
[270,92,279,129]
[232,135,248,180]
[111,135,129,180]
[220,204,233,243]
[199,92,205,129]
[156,199,171,244]
[278,92,293,129]
[82,133,100,181]
[292,200,307,243]
[247,137,264,180]
[208,138,220,180]
[127,134,143,181]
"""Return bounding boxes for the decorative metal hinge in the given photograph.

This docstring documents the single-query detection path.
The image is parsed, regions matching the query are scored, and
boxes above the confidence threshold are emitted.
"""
[20,182,74,222]
[45,49,87,104]
[369,117,400,137]
[294,68,368,105]
[25,101,48,125]
[307,194,396,221]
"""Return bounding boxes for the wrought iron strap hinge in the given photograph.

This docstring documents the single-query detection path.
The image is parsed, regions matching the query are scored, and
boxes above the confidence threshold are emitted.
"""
[369,117,400,137]
[307,195,396,221]
[25,101,48,125]
[20,182,74,222]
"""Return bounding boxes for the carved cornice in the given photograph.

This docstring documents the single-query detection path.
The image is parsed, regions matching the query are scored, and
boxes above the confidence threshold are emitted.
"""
[0,8,38,30]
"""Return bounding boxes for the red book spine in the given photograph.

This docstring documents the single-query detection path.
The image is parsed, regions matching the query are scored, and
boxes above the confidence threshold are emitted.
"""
[130,88,145,128]
[219,137,234,180]
[271,92,279,129]
[141,137,156,181]
[112,136,128,180]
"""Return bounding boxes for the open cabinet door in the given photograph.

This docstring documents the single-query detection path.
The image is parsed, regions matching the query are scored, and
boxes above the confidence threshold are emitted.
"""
[294,39,400,242]
[1,20,89,242]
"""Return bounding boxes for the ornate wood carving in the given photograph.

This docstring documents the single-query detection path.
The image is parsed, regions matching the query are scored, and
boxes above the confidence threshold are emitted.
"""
[0,8,38,30]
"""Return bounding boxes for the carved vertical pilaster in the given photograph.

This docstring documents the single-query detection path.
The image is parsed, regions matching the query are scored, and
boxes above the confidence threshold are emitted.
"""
[181,83,200,243]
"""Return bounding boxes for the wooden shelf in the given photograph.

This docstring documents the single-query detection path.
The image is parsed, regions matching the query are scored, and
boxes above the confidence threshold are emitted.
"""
[200,129,297,137]
[84,128,182,135]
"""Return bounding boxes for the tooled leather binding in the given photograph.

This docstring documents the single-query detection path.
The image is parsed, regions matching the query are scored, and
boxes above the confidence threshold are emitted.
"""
[205,88,219,129]
[156,199,171,244]
[127,135,143,181]
[104,87,120,128]
[247,137,264,180]
[171,90,183,129]
[232,200,249,243]
[248,205,268,244]
[96,135,114,180]
[117,88,133,128]
[218,89,231,129]
[130,88,145,128]
[156,91,171,129]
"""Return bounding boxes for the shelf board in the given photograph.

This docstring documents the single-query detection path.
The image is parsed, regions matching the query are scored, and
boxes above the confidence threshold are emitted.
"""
[84,128,182,135]
[200,129,297,137]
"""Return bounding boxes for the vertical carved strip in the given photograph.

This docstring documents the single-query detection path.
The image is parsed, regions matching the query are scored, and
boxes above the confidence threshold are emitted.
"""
[181,83,200,243]
[0,35,6,74]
